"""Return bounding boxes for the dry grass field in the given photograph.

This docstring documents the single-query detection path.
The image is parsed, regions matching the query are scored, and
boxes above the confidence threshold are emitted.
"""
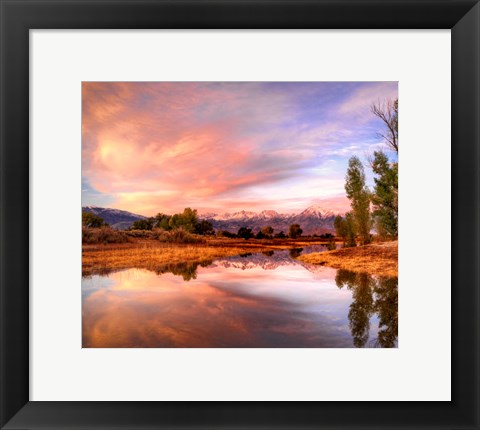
[298,241,398,277]
[83,234,398,278]
[82,237,331,276]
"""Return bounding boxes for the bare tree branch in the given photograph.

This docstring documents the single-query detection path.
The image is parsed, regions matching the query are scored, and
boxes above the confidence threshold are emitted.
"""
[371,99,398,154]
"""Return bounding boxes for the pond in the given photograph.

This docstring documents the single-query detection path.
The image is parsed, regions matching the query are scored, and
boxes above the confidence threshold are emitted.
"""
[82,246,398,348]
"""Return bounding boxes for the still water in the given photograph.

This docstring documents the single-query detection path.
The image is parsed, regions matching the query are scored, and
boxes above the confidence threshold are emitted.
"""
[82,247,398,348]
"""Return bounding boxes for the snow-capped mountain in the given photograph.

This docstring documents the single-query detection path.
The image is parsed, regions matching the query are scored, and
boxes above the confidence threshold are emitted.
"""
[82,206,145,230]
[298,205,335,218]
[210,249,331,275]
[200,205,340,235]
[82,205,341,234]
[210,209,283,221]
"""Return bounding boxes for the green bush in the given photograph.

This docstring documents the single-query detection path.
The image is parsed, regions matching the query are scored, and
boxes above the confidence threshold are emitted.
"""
[82,211,105,228]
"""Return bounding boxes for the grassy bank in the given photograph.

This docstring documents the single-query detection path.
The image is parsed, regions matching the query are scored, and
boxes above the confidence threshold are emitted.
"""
[82,237,330,277]
[297,241,398,277]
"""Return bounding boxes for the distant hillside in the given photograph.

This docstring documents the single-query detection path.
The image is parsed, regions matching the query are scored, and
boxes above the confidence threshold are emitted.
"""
[199,205,339,235]
[82,206,145,230]
[82,205,340,234]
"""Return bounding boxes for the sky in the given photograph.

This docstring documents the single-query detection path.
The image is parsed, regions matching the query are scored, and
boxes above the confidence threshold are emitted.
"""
[82,82,398,216]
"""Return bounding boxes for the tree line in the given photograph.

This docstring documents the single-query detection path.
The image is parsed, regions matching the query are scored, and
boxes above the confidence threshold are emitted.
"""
[130,208,213,234]
[133,209,305,240]
[233,224,303,240]
[334,99,398,247]
[130,208,305,239]
[83,206,306,240]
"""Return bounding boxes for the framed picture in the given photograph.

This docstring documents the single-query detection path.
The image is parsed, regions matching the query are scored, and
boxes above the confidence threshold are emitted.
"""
[1,0,478,428]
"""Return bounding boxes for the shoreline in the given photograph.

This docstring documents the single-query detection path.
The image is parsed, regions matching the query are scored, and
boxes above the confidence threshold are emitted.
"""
[297,241,398,277]
[82,236,398,278]
[82,237,330,277]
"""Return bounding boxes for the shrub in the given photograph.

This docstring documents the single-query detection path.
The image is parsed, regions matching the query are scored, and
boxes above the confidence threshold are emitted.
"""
[288,224,303,239]
[132,218,155,230]
[261,226,274,239]
[82,211,105,228]
[82,226,129,244]
[255,231,265,239]
[195,219,215,235]
[126,229,156,238]
[217,230,237,238]
[326,239,337,251]
[237,227,254,240]
[155,228,205,244]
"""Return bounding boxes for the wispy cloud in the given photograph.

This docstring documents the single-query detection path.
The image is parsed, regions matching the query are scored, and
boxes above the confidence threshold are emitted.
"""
[82,82,397,215]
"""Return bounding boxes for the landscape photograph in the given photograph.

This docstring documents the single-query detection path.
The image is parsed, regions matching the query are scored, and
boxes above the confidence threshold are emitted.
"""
[82,81,398,348]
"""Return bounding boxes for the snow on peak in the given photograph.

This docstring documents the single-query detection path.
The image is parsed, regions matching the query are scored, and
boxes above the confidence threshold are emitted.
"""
[229,210,257,220]
[258,210,280,219]
[200,206,337,221]
[299,205,336,218]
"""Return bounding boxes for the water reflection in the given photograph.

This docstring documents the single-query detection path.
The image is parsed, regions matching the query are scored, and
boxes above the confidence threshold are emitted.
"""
[150,260,213,281]
[82,249,397,348]
[288,248,303,258]
[335,270,398,348]
[373,276,399,348]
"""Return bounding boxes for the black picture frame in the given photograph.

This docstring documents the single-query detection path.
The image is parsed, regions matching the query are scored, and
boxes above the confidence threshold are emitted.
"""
[1,0,479,428]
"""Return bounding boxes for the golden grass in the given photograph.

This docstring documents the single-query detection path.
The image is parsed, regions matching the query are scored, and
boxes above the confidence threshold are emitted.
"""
[82,237,332,276]
[83,244,254,277]
[297,241,398,277]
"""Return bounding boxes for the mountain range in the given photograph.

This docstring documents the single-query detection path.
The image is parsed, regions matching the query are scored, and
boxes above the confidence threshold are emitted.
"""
[210,249,329,274]
[201,206,337,235]
[82,206,145,230]
[82,205,339,235]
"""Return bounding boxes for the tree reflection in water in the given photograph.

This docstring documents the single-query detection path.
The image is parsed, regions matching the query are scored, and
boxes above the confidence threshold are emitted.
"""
[335,269,398,348]
[373,275,398,348]
[83,249,398,347]
[289,248,303,258]
[151,260,213,281]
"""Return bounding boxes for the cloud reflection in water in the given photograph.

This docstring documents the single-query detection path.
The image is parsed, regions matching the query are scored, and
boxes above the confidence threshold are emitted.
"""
[82,251,397,348]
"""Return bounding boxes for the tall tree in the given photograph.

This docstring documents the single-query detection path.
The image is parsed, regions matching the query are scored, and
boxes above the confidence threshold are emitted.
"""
[371,98,398,154]
[237,227,254,240]
[82,211,105,228]
[344,212,357,247]
[345,156,371,245]
[195,219,215,235]
[334,215,348,245]
[169,208,198,233]
[334,214,356,247]
[255,230,265,239]
[288,224,303,239]
[132,217,155,230]
[261,226,274,239]
[371,151,398,238]
[154,212,171,230]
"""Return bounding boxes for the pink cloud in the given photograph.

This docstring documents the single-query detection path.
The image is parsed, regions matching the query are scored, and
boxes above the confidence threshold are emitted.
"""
[82,82,397,215]
[82,83,302,214]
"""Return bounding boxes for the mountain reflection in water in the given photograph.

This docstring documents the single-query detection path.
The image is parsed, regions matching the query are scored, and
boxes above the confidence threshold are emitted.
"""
[82,249,397,348]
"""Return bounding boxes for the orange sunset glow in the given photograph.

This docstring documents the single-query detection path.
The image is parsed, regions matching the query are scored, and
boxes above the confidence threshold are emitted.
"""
[82,82,398,216]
